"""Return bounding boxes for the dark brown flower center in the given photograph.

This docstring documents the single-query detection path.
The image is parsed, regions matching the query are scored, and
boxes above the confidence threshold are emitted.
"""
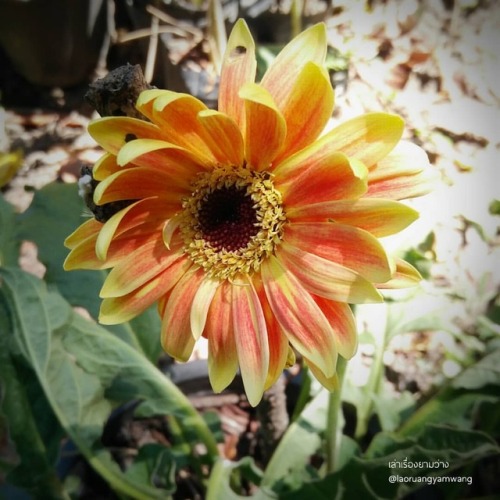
[197,186,259,251]
[178,166,286,280]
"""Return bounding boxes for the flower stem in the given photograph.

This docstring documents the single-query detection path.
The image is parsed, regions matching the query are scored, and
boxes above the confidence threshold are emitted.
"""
[354,327,386,440]
[325,356,348,475]
[256,375,289,465]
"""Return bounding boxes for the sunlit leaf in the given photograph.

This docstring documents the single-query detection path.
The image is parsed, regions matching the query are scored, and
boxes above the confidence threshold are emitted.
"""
[16,181,162,361]
[451,349,500,390]
[0,150,23,188]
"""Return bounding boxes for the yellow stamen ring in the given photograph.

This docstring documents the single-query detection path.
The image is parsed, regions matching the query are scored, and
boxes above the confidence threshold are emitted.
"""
[179,166,286,280]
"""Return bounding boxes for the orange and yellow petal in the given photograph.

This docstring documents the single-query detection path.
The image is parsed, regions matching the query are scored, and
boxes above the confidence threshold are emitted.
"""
[197,110,245,167]
[88,117,163,155]
[277,153,367,206]
[273,62,334,164]
[276,113,403,179]
[205,281,238,393]
[145,90,218,164]
[367,166,438,200]
[261,255,337,378]
[261,23,327,112]
[135,89,172,120]
[190,277,220,340]
[95,197,178,260]
[240,83,286,171]
[116,138,207,177]
[64,231,110,270]
[276,243,383,304]
[367,141,427,180]
[100,236,185,298]
[64,218,102,250]
[324,113,404,168]
[376,258,422,289]
[287,198,418,238]
[92,153,122,181]
[161,267,204,362]
[99,258,191,324]
[219,19,257,130]
[254,277,290,391]
[232,275,270,407]
[305,358,340,392]
[314,295,357,359]
[65,226,165,271]
[366,140,437,199]
[93,167,187,205]
[284,222,391,283]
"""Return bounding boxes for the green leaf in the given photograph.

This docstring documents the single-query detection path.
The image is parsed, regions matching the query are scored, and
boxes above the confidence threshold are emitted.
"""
[372,390,415,433]
[16,182,104,317]
[0,372,20,483]
[489,199,500,215]
[0,266,218,499]
[125,444,177,494]
[0,291,66,498]
[399,349,500,437]
[0,194,19,267]
[261,389,328,493]
[451,349,500,390]
[283,425,499,500]
[207,457,272,500]
[281,457,380,500]
[16,181,158,356]
[128,304,163,363]
[367,425,499,498]
[385,291,457,343]
[475,400,500,438]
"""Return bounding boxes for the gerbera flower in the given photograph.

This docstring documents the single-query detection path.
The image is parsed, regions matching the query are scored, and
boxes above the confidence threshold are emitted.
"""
[64,20,434,406]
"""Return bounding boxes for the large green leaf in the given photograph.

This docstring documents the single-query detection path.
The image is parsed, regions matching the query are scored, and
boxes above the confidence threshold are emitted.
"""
[281,425,499,500]
[16,182,104,317]
[0,290,67,498]
[0,266,218,499]
[128,305,163,363]
[399,349,500,437]
[451,349,500,390]
[16,181,163,361]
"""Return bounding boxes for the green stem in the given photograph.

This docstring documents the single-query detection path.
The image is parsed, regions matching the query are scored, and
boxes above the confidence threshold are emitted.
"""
[325,356,348,474]
[290,0,304,39]
[354,328,387,440]
[291,364,311,422]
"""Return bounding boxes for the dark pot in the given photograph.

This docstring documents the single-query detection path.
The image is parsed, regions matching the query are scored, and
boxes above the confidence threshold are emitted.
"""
[0,0,108,87]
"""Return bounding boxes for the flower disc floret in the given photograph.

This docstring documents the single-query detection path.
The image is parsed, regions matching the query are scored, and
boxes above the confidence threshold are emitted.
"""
[179,166,286,280]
